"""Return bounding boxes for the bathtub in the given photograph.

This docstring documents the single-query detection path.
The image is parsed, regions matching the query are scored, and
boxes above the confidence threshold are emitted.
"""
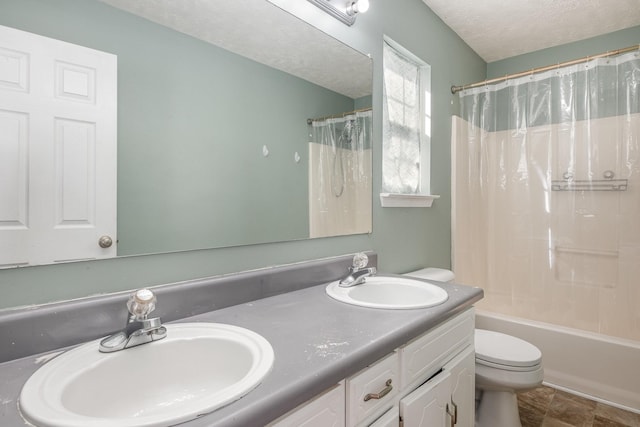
[475,310,640,413]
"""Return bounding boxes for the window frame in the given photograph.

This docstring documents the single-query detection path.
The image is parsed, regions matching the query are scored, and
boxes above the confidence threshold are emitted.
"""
[380,36,439,207]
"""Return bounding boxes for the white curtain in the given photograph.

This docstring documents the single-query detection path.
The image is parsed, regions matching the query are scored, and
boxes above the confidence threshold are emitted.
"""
[382,41,421,193]
[309,111,372,238]
[453,51,640,342]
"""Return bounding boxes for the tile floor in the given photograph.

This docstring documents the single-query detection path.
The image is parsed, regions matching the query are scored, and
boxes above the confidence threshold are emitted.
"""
[517,385,640,427]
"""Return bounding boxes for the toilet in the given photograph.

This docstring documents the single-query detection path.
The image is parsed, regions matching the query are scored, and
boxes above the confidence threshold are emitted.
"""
[404,268,544,427]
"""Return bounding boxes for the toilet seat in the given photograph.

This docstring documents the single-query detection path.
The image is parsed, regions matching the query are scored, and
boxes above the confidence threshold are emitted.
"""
[475,329,542,371]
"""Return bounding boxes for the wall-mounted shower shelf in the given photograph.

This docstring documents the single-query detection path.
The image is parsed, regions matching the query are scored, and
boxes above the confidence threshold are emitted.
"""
[551,179,628,191]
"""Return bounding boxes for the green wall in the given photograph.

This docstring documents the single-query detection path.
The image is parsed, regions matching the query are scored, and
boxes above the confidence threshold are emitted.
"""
[0,0,485,309]
[0,0,361,255]
[487,26,640,78]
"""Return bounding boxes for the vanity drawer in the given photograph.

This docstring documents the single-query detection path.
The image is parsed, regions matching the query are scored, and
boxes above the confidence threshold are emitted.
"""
[346,351,400,426]
[400,308,474,392]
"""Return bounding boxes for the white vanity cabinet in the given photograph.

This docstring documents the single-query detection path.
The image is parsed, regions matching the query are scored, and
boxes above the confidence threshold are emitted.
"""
[268,381,346,427]
[398,346,475,426]
[399,367,452,426]
[369,407,400,427]
[269,308,475,427]
[346,351,400,426]
[443,346,476,427]
[396,308,475,427]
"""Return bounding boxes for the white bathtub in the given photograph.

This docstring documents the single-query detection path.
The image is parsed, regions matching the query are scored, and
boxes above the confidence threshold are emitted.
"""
[475,310,640,413]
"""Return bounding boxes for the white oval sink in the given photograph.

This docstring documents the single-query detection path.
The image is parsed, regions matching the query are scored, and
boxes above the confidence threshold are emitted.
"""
[326,276,448,309]
[20,323,274,427]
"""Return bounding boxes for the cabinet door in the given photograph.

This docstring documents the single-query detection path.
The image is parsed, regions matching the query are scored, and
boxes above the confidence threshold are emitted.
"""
[443,346,475,427]
[369,406,399,427]
[400,309,474,393]
[400,370,451,427]
[268,382,345,427]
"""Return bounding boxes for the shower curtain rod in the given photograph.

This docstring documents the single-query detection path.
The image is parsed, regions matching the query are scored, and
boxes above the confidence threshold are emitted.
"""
[450,44,640,94]
[307,107,372,125]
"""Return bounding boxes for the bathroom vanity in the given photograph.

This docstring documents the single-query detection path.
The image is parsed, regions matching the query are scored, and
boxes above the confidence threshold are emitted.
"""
[269,308,475,427]
[0,254,483,426]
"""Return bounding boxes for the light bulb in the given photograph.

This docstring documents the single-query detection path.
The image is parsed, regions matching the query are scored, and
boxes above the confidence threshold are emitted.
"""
[346,0,370,16]
[356,0,369,13]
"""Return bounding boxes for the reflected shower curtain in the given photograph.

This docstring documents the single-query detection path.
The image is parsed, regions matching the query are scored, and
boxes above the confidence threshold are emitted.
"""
[453,51,640,342]
[309,111,372,238]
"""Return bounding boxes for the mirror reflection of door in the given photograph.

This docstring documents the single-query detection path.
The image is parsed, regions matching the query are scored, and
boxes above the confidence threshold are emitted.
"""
[0,25,117,267]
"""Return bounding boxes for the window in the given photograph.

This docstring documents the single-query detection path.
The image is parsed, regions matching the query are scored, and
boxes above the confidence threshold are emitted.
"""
[381,38,437,207]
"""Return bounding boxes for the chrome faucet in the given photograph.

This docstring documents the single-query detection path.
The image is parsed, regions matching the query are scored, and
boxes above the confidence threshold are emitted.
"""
[339,253,377,287]
[99,288,167,353]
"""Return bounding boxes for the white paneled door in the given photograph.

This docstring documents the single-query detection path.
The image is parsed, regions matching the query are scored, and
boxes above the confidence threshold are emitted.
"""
[400,369,452,426]
[0,24,117,267]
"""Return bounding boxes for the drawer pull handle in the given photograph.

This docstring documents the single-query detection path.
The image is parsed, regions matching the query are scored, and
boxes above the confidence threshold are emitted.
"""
[364,379,393,401]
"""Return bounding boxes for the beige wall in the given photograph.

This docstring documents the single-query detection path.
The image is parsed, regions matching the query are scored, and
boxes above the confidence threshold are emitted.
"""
[453,114,640,342]
[309,143,372,238]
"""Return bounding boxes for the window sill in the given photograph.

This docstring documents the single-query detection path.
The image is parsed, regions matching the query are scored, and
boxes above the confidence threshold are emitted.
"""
[379,193,440,208]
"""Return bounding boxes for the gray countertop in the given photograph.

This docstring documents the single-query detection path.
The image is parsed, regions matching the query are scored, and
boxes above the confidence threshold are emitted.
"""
[0,277,482,427]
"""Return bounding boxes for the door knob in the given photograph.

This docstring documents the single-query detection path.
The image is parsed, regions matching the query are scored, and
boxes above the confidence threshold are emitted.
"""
[98,235,113,248]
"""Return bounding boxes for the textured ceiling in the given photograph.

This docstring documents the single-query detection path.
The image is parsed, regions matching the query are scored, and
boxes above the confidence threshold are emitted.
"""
[99,0,372,99]
[422,0,640,62]
[98,0,639,85]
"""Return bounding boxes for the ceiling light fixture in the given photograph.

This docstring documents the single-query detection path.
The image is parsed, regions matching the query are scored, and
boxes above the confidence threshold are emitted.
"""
[307,0,370,26]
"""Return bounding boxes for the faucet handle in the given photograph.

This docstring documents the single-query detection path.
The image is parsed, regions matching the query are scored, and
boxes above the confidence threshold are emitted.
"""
[127,288,157,320]
[352,252,369,270]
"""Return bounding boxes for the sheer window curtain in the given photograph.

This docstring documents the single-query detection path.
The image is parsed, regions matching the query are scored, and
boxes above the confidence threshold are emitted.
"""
[453,51,640,341]
[382,42,422,194]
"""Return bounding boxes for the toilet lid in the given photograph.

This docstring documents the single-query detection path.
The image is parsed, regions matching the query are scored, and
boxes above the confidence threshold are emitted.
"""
[475,329,542,368]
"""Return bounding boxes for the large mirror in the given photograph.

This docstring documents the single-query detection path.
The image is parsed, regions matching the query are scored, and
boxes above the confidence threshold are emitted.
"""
[0,0,373,265]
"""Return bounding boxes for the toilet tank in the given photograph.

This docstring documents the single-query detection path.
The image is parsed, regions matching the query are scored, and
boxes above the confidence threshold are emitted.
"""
[404,268,455,282]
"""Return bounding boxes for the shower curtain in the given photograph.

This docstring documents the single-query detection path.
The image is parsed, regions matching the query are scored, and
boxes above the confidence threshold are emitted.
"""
[309,110,372,238]
[453,51,640,342]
